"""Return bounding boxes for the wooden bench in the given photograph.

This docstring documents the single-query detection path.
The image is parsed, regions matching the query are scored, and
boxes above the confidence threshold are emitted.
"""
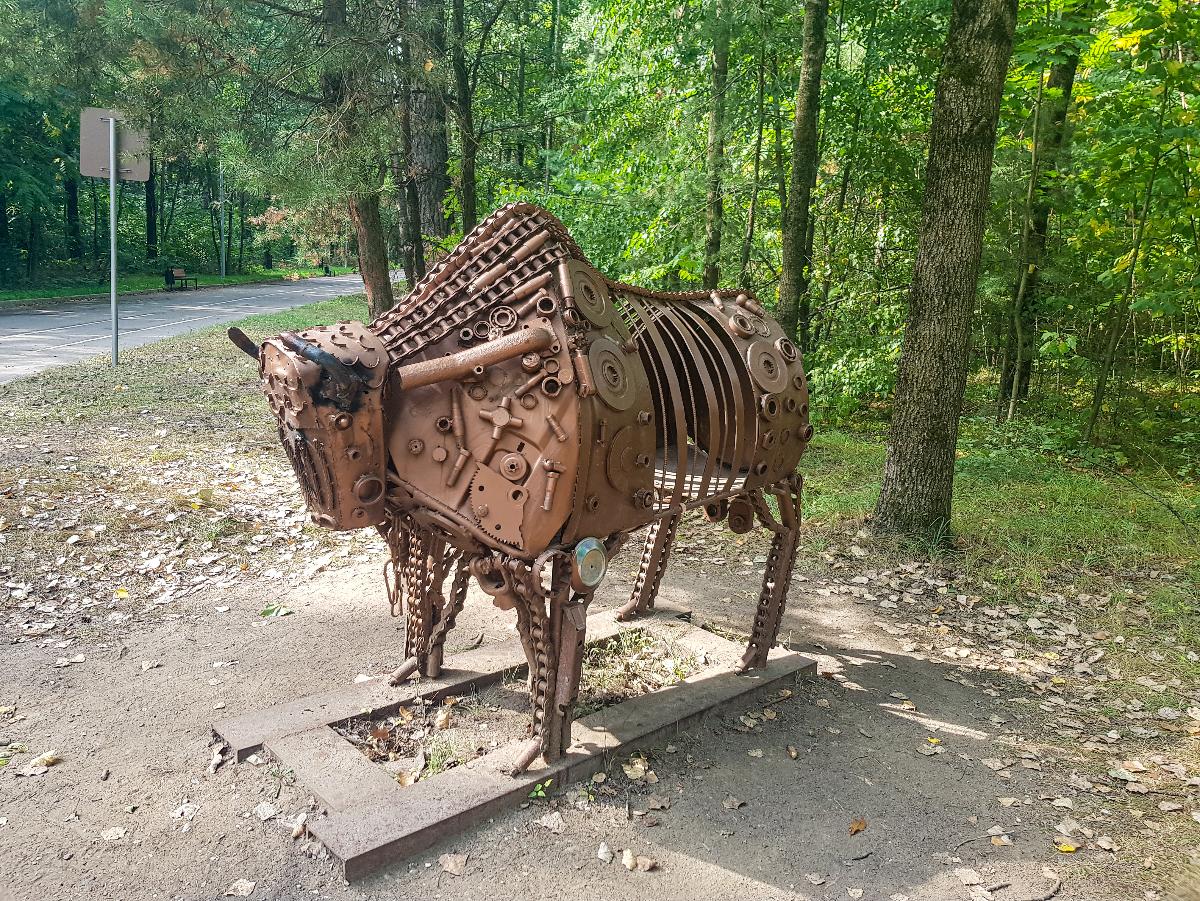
[165,268,198,290]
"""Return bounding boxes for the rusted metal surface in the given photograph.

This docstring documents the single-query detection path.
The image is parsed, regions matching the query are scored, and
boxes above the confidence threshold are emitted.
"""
[232,202,812,772]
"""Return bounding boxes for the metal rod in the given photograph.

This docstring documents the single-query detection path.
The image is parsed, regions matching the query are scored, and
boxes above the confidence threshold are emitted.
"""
[108,116,118,367]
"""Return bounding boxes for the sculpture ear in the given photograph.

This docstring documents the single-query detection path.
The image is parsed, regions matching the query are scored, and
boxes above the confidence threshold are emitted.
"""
[227,327,260,360]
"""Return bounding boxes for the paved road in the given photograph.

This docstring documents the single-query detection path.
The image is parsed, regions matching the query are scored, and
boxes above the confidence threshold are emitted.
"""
[0,274,364,384]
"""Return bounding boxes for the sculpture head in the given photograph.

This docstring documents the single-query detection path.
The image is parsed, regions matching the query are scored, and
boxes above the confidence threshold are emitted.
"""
[230,322,390,530]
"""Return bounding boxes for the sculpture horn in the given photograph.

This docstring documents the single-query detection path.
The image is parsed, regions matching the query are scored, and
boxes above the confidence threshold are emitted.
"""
[227,326,260,360]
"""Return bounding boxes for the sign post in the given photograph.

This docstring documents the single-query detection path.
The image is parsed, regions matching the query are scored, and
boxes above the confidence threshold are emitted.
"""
[80,108,149,367]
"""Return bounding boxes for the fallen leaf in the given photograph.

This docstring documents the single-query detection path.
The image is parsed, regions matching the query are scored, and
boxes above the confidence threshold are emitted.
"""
[1096,836,1119,852]
[290,810,307,839]
[100,827,125,842]
[591,771,607,784]
[722,795,744,810]
[622,848,636,871]
[254,802,277,821]
[439,852,468,876]
[597,842,614,863]
[849,817,868,836]
[805,873,826,885]
[635,855,657,872]
[787,745,799,760]
[434,707,452,731]
[537,811,566,834]
[1055,841,1077,853]
[747,749,763,758]
[647,794,670,810]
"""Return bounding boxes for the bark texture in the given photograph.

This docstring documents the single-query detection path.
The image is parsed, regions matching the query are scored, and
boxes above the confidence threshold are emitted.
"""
[777,0,829,350]
[411,0,450,239]
[872,0,1017,540]
[349,193,396,321]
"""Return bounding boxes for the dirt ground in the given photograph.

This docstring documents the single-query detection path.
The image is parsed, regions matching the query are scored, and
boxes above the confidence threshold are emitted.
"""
[2,530,1195,901]
[0,326,1196,901]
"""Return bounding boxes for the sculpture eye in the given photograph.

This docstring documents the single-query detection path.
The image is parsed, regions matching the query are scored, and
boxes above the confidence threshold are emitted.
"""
[333,413,353,430]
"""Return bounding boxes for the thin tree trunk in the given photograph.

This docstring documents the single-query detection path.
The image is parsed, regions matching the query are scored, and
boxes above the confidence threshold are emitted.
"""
[515,0,527,176]
[1000,47,1081,415]
[872,0,1017,540]
[237,189,246,272]
[543,0,561,193]
[702,0,731,290]
[399,52,427,280]
[451,0,478,230]
[145,155,158,261]
[739,47,767,290]
[89,179,99,267]
[772,54,787,220]
[65,177,82,260]
[411,0,450,239]
[1083,97,1168,445]
[349,193,396,320]
[777,0,829,350]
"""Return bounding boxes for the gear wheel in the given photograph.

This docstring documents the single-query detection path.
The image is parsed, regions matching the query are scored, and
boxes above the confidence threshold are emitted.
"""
[468,464,526,548]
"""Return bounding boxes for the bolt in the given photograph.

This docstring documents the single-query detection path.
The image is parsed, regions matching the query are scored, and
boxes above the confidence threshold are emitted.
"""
[408,439,425,455]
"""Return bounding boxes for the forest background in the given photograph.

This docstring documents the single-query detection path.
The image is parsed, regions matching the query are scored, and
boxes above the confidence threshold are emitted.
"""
[1,0,1197,539]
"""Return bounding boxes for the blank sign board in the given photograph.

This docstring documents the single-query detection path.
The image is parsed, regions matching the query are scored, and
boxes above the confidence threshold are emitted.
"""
[80,107,149,182]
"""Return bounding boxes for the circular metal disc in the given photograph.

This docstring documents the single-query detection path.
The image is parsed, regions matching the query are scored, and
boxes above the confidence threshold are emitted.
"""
[571,264,612,328]
[746,341,789,394]
[572,537,608,590]
[589,337,637,411]
[605,425,641,495]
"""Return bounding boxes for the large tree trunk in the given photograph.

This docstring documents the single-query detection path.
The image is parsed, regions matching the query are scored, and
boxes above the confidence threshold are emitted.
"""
[702,0,730,290]
[65,177,82,261]
[872,0,1017,540]
[349,193,396,320]
[777,0,828,350]
[999,50,1081,415]
[411,0,449,239]
[145,155,158,261]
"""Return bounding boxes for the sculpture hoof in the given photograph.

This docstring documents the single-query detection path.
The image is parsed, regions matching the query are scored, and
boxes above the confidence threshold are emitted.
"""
[387,658,419,686]
[509,738,544,776]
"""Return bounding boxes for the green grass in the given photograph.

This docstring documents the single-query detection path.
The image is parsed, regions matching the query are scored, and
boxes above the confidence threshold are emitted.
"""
[0,265,355,304]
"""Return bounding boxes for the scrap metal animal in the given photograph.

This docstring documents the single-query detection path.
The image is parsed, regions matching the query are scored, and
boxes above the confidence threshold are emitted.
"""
[229,203,812,774]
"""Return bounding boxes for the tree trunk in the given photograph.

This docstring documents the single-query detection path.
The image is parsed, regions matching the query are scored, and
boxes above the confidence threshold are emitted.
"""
[543,0,560,192]
[702,0,731,290]
[772,54,787,219]
[738,47,767,290]
[145,155,158,261]
[451,0,478,230]
[65,177,82,260]
[999,48,1081,414]
[349,193,396,320]
[237,189,246,272]
[872,0,1017,540]
[1083,97,1168,445]
[777,0,829,350]
[515,0,527,176]
[411,0,450,239]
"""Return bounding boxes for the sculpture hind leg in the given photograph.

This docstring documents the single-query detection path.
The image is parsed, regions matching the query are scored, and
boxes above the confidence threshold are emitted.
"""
[739,474,803,672]
[617,511,682,621]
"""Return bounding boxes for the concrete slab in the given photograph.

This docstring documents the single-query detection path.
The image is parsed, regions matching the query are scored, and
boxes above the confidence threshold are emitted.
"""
[267,726,407,813]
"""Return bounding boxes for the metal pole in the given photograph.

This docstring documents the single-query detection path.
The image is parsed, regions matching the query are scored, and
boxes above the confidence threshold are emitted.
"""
[108,116,118,367]
[218,162,226,278]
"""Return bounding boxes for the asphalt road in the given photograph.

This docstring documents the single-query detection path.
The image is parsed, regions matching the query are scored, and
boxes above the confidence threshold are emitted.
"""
[0,274,364,384]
